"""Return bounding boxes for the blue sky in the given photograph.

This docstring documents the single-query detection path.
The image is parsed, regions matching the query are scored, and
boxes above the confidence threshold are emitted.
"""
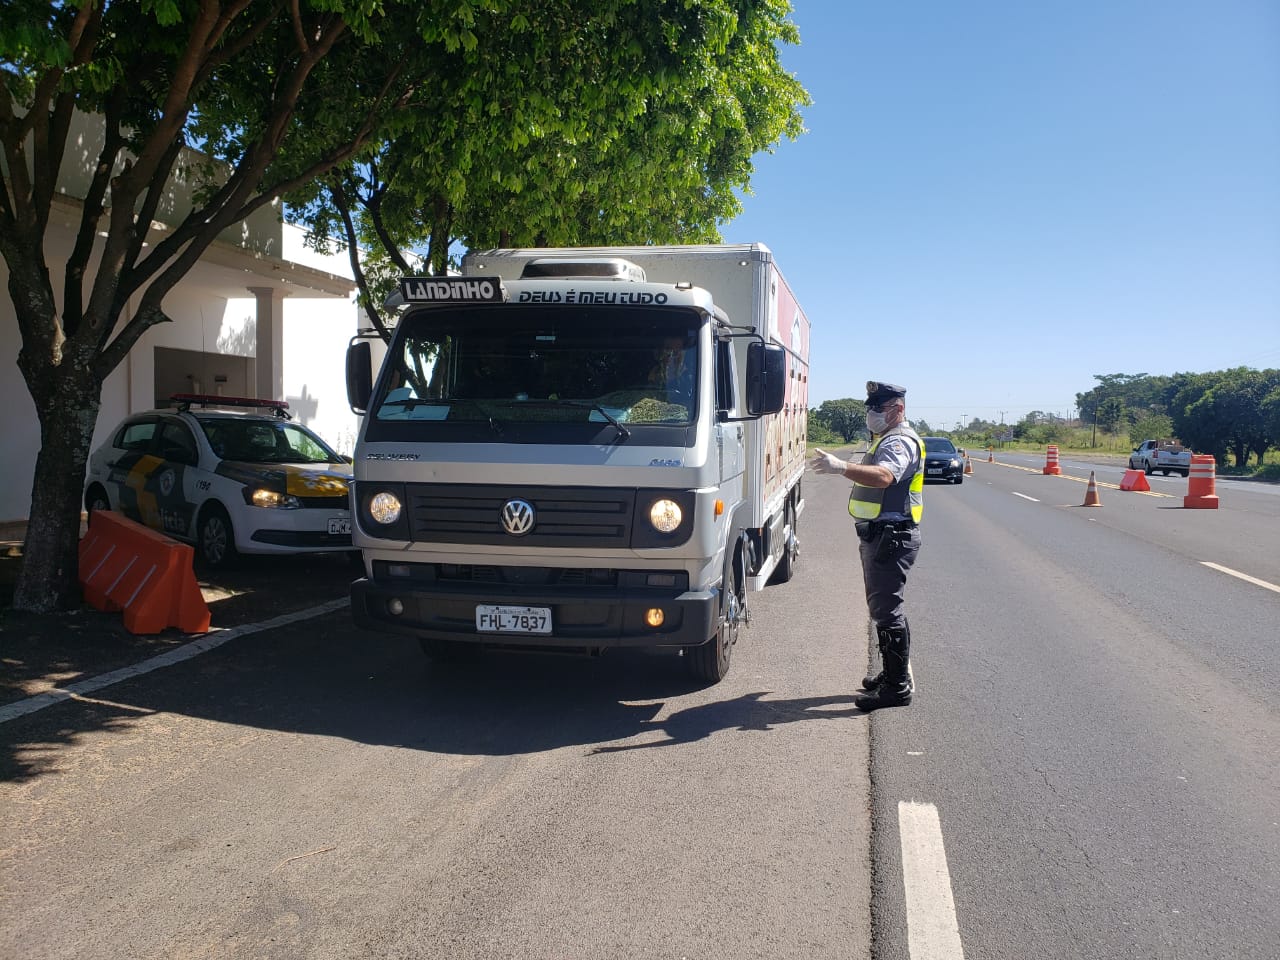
[722,1,1280,430]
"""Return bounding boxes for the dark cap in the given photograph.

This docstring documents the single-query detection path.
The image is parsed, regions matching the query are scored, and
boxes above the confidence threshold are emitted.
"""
[866,380,906,405]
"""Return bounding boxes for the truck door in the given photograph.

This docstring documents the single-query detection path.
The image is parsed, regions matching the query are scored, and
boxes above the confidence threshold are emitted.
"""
[715,340,746,493]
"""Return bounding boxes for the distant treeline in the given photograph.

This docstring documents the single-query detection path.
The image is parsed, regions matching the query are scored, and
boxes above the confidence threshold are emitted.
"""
[808,368,1280,466]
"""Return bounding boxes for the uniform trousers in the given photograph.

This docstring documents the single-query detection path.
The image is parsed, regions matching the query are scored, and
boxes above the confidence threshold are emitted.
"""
[858,524,921,631]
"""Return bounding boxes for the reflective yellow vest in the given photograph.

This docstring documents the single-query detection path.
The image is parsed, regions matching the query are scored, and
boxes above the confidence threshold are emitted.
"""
[848,426,925,522]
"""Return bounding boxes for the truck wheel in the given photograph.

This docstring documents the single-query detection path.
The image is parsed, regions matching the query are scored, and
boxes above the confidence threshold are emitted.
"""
[770,499,799,585]
[687,543,744,683]
[197,504,239,569]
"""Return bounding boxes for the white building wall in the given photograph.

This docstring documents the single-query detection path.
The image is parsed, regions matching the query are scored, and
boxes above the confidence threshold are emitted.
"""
[0,220,358,522]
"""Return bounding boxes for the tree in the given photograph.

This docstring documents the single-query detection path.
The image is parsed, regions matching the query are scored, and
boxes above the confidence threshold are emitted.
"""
[1128,412,1173,448]
[292,0,808,325]
[2,0,809,612]
[812,398,865,444]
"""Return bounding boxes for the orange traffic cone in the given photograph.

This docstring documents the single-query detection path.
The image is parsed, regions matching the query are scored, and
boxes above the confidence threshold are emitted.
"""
[964,456,974,475]
[1082,470,1102,507]
[988,449,994,462]
[1184,454,1219,509]
[1043,444,1061,475]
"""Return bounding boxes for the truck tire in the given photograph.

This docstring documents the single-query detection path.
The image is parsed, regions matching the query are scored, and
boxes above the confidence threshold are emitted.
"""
[769,499,799,585]
[687,542,745,684]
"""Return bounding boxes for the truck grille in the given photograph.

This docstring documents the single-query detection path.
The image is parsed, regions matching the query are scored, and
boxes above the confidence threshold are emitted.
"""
[404,483,636,548]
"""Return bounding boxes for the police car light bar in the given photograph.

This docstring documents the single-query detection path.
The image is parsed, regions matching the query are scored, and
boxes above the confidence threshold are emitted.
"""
[170,394,292,418]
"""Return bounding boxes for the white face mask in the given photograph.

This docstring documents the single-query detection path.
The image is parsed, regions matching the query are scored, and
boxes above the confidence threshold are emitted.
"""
[866,409,890,434]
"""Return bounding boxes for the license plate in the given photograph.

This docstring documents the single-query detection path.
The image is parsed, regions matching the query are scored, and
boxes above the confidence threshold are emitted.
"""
[328,518,351,534]
[476,605,552,634]
[926,468,943,475]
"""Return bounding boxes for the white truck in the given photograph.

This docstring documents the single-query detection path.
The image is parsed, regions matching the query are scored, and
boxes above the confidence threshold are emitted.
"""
[1129,439,1192,477]
[343,244,811,682]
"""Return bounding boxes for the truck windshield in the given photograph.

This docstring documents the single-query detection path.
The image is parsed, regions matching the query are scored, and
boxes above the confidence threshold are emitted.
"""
[372,304,700,428]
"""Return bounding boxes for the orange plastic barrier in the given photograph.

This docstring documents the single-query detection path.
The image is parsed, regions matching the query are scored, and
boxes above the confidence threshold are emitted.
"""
[1082,470,1102,507]
[1042,444,1061,475]
[1183,454,1219,509]
[78,511,211,634]
[1119,469,1151,492]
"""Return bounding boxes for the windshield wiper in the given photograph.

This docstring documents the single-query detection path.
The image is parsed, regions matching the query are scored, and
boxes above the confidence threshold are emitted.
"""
[511,399,631,442]
[378,397,504,436]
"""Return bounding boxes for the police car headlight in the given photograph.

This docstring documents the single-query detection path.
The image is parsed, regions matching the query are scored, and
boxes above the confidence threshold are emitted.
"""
[369,491,403,525]
[648,499,683,533]
[250,489,301,509]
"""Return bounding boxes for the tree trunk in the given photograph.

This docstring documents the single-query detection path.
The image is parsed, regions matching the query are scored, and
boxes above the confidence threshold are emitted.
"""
[11,368,102,613]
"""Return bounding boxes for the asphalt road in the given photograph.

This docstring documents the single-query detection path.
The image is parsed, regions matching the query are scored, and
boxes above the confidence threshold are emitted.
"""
[1,478,874,960]
[3,455,1277,960]
[866,456,1280,960]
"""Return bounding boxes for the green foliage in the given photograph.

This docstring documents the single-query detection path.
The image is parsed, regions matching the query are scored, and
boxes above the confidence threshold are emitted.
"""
[810,398,865,443]
[1077,369,1280,467]
[287,0,811,313]
[806,410,840,445]
[1128,412,1173,448]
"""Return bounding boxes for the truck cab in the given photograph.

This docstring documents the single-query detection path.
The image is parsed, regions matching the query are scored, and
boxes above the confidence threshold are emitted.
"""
[343,245,808,683]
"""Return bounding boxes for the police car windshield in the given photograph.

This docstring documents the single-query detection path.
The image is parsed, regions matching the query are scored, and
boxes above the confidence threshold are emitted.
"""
[199,418,341,464]
[372,304,699,426]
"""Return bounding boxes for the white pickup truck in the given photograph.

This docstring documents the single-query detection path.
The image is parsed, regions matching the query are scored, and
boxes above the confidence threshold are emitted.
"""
[1129,439,1192,477]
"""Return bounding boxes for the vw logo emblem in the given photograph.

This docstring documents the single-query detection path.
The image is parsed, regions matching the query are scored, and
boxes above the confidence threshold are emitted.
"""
[500,499,536,536]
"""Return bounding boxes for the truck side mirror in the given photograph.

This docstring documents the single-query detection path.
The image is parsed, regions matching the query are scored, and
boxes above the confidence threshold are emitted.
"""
[346,340,372,413]
[746,342,787,417]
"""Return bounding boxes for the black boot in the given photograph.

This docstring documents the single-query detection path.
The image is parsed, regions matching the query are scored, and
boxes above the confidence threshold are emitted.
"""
[860,624,911,691]
[861,626,894,690]
[855,626,912,710]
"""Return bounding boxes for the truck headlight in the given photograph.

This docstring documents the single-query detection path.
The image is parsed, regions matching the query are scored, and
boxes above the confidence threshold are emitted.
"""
[249,489,301,509]
[369,491,403,525]
[648,499,683,533]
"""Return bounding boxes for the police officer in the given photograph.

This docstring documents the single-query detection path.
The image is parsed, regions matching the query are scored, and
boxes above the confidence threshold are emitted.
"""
[811,381,924,710]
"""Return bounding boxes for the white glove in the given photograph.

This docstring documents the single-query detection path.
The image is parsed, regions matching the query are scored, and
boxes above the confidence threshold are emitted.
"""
[811,448,847,475]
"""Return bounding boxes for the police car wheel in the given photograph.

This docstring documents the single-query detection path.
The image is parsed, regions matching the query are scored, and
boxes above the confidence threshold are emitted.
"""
[197,504,239,569]
[85,485,111,516]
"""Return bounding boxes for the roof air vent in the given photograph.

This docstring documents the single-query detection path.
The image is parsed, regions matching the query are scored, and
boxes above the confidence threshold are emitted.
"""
[519,257,647,282]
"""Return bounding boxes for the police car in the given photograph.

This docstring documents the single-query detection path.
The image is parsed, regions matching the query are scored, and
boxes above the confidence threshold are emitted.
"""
[84,394,353,568]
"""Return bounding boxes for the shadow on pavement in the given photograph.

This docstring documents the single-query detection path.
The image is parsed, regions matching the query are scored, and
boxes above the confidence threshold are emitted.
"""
[1,607,863,783]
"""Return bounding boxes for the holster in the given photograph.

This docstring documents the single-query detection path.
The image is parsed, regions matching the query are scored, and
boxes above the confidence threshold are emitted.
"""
[873,527,895,562]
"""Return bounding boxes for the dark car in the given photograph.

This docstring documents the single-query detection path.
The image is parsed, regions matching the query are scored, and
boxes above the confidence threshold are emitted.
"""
[922,436,964,484]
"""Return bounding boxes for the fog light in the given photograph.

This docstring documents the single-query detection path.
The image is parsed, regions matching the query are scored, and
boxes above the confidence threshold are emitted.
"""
[645,608,665,627]
[387,598,404,616]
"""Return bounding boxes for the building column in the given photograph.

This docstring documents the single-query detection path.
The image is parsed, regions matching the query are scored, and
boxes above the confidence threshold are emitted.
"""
[248,286,285,400]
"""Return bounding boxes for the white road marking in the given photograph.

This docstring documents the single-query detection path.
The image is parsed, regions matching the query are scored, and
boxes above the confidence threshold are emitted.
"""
[1200,562,1280,595]
[1012,492,1039,502]
[899,800,965,959]
[0,598,348,724]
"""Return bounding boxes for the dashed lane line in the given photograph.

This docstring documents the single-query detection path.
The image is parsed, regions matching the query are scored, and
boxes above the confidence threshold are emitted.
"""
[1200,562,1280,595]
[899,800,965,959]
[0,598,349,725]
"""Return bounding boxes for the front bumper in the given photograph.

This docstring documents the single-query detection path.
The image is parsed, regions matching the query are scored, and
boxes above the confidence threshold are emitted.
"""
[924,465,963,481]
[351,571,718,650]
